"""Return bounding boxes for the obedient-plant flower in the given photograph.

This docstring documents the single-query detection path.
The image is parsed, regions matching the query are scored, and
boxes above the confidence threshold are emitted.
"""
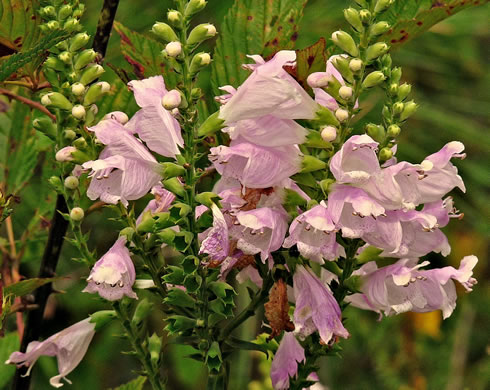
[6,318,96,388]
[83,237,137,300]
[270,332,305,390]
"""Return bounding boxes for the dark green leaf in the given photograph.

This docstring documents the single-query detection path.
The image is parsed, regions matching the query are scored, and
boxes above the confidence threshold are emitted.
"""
[4,277,59,297]
[111,376,147,390]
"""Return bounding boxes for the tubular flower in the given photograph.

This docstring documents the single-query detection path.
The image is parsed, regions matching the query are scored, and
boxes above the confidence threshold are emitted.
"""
[199,203,230,262]
[293,266,349,344]
[83,237,137,300]
[6,318,96,388]
[270,332,305,390]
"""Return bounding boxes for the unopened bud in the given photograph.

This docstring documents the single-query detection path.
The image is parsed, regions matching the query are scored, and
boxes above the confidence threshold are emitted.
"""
[58,4,73,20]
[393,102,404,115]
[185,0,207,17]
[72,4,85,18]
[187,24,217,45]
[56,146,77,162]
[387,124,401,137]
[162,90,182,110]
[306,72,329,88]
[400,101,417,121]
[397,83,411,101]
[64,176,79,189]
[152,22,178,42]
[335,108,349,122]
[40,6,56,18]
[46,20,60,30]
[165,41,182,57]
[374,0,394,14]
[74,49,97,70]
[70,207,85,221]
[197,111,225,137]
[391,67,402,83]
[359,9,371,23]
[190,52,211,74]
[330,56,353,83]
[167,10,182,25]
[331,30,359,57]
[58,51,72,64]
[389,83,398,96]
[63,18,80,33]
[321,126,337,142]
[104,111,129,124]
[70,32,90,52]
[339,86,353,100]
[366,42,389,61]
[344,8,363,32]
[44,57,65,71]
[362,71,386,88]
[41,92,73,110]
[72,137,87,149]
[191,87,202,100]
[63,129,77,140]
[349,58,363,73]
[48,176,62,189]
[365,123,385,142]
[72,105,86,119]
[33,117,56,138]
[370,21,390,36]
[84,82,110,105]
[80,64,104,85]
[71,82,85,96]
[379,147,393,162]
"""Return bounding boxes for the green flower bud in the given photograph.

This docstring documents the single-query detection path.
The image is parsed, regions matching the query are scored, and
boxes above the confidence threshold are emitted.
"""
[339,85,353,100]
[152,22,178,42]
[71,82,85,96]
[335,108,349,122]
[40,6,56,18]
[389,83,398,96]
[63,18,80,33]
[63,129,77,140]
[72,137,87,149]
[72,4,85,18]
[362,71,386,88]
[85,104,98,126]
[191,87,202,100]
[148,333,162,366]
[400,100,417,121]
[365,123,385,142]
[71,105,86,119]
[33,117,56,138]
[387,124,401,137]
[366,42,389,61]
[79,64,104,85]
[331,30,359,57]
[44,57,65,71]
[83,82,110,106]
[58,4,72,20]
[330,56,354,83]
[161,162,186,178]
[163,177,186,197]
[167,10,183,26]
[74,49,97,70]
[41,92,73,110]
[397,83,411,101]
[381,54,392,68]
[185,0,207,17]
[344,8,363,32]
[393,102,404,116]
[359,9,371,23]
[48,176,62,191]
[391,67,402,83]
[198,111,225,137]
[349,58,363,72]
[187,24,217,45]
[89,310,116,331]
[46,20,60,30]
[374,0,394,14]
[66,71,78,84]
[354,0,368,7]
[58,51,72,64]
[320,126,337,142]
[189,52,211,74]
[69,32,90,52]
[370,21,390,36]
[70,207,85,221]
[379,147,393,162]
[64,176,79,189]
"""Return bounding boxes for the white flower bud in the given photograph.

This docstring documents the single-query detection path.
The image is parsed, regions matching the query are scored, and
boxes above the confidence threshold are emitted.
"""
[97,81,111,93]
[70,207,85,221]
[41,94,52,106]
[167,10,182,24]
[162,90,182,110]
[63,129,77,140]
[72,105,86,119]
[198,53,211,65]
[349,58,363,72]
[55,146,77,162]
[205,24,217,37]
[58,51,72,64]
[339,86,353,99]
[64,176,79,189]
[71,82,85,96]
[306,72,330,88]
[335,108,349,122]
[165,41,182,57]
[321,126,337,142]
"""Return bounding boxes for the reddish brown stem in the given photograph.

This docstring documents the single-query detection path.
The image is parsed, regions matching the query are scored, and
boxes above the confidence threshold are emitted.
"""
[0,87,56,121]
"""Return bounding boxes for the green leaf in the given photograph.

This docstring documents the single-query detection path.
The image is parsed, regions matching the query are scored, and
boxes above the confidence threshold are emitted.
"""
[4,277,59,297]
[113,21,178,87]
[0,332,20,389]
[211,0,309,93]
[294,37,327,91]
[381,0,488,50]
[111,376,147,390]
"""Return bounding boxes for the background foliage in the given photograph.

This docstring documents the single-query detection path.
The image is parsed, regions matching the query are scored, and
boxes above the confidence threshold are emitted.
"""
[0,0,488,389]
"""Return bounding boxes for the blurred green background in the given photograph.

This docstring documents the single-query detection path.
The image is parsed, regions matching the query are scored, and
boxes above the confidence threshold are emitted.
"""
[1,0,488,389]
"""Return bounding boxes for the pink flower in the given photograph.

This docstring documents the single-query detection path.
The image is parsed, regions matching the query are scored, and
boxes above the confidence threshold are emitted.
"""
[126,76,184,158]
[219,51,319,123]
[283,202,344,264]
[136,185,175,225]
[83,119,162,206]
[293,266,349,344]
[83,237,137,300]
[199,204,230,262]
[270,332,305,390]
[6,318,96,388]
[346,256,478,318]
[308,55,346,111]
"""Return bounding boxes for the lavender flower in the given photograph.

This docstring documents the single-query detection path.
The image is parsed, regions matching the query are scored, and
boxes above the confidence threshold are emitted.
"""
[270,332,305,390]
[199,203,230,262]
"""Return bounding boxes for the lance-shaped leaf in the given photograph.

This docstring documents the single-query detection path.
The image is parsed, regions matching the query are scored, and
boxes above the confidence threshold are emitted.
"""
[4,277,60,297]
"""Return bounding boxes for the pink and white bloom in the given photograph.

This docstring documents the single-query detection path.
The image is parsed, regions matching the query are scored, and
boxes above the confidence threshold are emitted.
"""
[293,266,349,344]
[210,140,301,188]
[6,318,96,388]
[83,119,162,206]
[270,332,305,390]
[346,256,478,318]
[283,202,344,264]
[308,55,346,111]
[126,76,184,158]
[219,51,319,123]
[83,237,137,300]
[199,204,230,262]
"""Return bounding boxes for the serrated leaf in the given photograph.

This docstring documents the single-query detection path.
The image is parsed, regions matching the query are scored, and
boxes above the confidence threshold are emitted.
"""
[113,21,178,87]
[4,277,60,297]
[211,0,309,93]
[0,332,20,388]
[111,376,147,390]
[381,0,488,50]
